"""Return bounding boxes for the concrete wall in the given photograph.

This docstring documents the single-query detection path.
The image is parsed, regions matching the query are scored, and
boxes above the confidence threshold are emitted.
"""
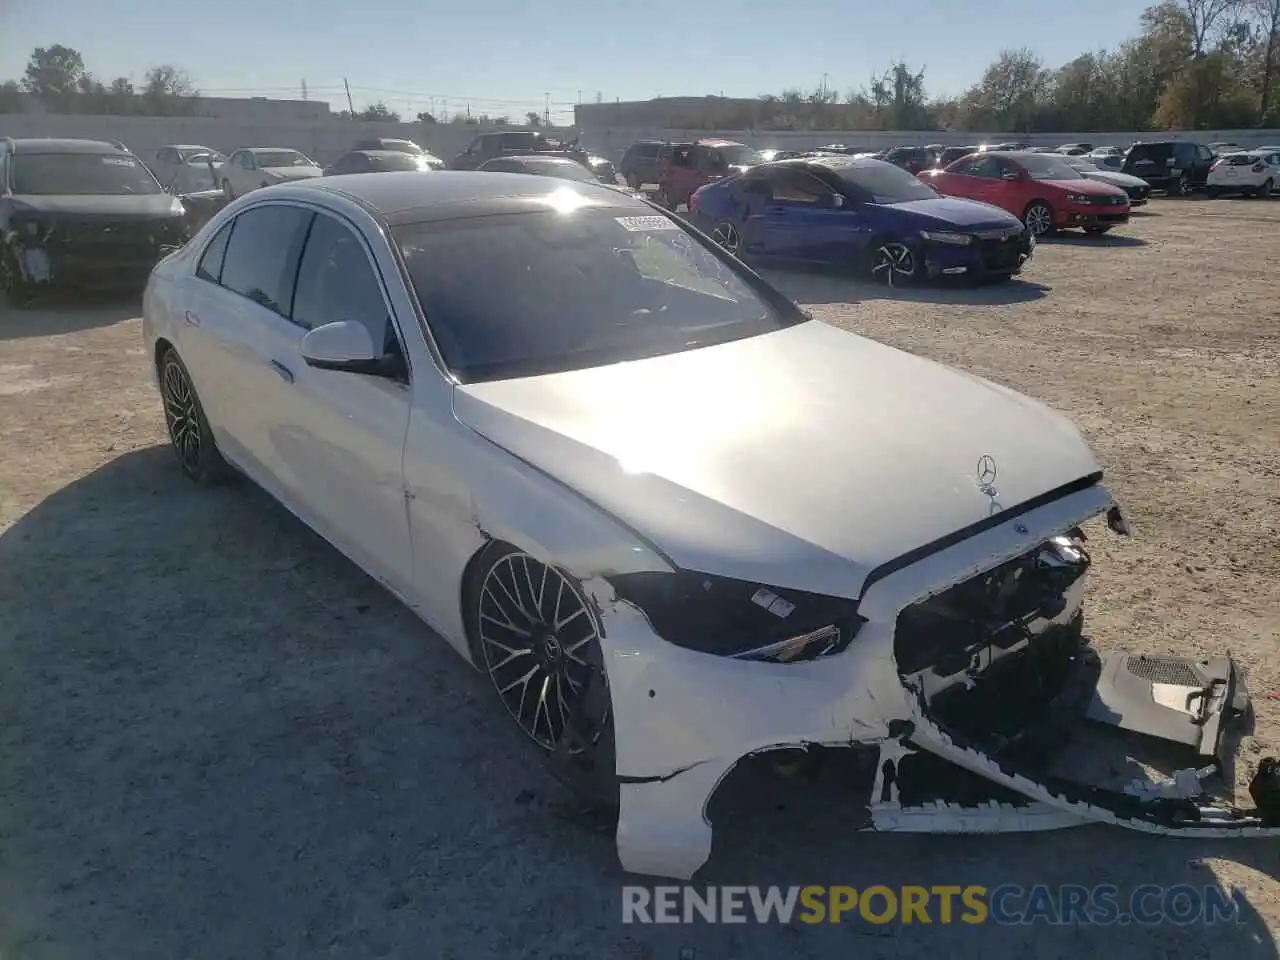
[577,126,1280,161]
[0,113,576,166]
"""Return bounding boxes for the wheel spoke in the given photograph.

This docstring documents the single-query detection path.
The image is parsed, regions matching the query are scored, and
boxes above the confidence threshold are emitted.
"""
[482,634,533,670]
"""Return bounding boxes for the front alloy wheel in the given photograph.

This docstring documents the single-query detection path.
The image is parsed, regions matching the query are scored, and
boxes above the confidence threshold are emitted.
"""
[870,242,917,286]
[711,221,742,255]
[1024,202,1054,237]
[476,549,607,751]
[1175,174,1192,196]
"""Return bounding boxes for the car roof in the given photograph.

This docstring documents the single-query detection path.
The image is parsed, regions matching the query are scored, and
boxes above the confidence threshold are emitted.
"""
[166,144,214,151]
[798,155,897,172]
[696,139,745,148]
[287,170,649,225]
[7,137,127,154]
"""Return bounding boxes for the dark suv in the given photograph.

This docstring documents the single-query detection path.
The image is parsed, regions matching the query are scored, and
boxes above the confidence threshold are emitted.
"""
[1122,140,1215,195]
[619,139,667,189]
[1,137,189,305]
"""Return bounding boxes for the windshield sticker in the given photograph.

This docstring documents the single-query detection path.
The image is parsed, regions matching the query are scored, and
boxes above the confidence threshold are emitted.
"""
[102,157,137,166]
[615,215,679,232]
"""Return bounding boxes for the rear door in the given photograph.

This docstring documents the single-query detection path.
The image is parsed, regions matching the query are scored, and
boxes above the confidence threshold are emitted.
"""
[937,156,1001,205]
[183,203,315,493]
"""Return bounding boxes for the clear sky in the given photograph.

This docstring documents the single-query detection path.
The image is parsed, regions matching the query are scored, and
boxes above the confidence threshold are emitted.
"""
[1,0,1154,123]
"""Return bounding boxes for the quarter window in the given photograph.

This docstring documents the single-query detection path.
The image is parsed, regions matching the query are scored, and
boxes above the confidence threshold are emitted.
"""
[291,214,392,349]
[218,205,314,317]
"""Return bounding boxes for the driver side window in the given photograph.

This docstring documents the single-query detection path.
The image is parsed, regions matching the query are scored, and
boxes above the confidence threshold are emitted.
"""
[239,152,256,170]
[292,214,397,361]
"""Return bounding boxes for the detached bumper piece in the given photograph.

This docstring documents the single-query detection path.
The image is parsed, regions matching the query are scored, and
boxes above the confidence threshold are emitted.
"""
[890,537,1276,836]
[1066,211,1130,228]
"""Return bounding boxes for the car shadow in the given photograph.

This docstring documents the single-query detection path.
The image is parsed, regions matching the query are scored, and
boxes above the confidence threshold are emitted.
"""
[0,291,141,340]
[1040,232,1148,247]
[757,264,1050,306]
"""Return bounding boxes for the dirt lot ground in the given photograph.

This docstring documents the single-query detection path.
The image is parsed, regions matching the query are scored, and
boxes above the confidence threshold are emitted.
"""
[1,197,1278,959]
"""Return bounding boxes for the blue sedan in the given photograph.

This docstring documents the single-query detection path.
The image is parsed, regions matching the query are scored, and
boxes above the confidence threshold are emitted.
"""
[687,155,1034,284]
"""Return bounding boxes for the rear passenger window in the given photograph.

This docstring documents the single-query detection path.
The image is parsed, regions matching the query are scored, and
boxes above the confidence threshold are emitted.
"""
[218,205,314,317]
[195,220,234,283]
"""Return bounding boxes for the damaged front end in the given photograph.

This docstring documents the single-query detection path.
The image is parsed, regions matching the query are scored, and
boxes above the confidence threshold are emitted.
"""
[564,484,1279,881]
[888,520,1272,838]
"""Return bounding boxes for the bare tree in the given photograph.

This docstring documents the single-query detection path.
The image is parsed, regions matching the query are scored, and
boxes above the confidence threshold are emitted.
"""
[1172,0,1244,55]
[1255,0,1280,119]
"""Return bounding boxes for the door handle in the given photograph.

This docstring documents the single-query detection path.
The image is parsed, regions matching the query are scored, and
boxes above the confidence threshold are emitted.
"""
[184,310,201,327]
[269,359,294,383]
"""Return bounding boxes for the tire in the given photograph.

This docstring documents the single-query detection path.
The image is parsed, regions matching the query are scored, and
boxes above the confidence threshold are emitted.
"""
[222,179,235,200]
[654,186,674,210]
[1260,178,1273,199]
[1083,225,1112,235]
[868,239,919,286]
[625,172,642,190]
[0,247,37,308]
[1174,174,1191,197]
[464,543,611,756]
[1206,187,1220,199]
[709,220,743,256]
[1023,201,1055,237]
[158,348,231,484]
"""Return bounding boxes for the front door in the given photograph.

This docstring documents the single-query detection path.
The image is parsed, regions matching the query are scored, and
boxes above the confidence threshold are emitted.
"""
[274,210,415,592]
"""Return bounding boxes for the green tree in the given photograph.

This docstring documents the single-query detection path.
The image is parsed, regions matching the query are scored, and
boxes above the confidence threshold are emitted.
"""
[22,44,86,111]
[357,101,400,121]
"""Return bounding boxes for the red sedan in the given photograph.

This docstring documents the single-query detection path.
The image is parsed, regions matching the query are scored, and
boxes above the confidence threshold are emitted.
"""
[918,151,1130,237]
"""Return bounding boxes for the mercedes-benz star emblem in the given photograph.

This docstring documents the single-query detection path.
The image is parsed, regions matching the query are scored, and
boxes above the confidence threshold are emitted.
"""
[976,454,998,496]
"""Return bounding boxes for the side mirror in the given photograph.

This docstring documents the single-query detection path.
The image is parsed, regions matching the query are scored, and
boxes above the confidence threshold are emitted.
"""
[816,193,845,209]
[300,321,403,378]
[1001,170,1021,181]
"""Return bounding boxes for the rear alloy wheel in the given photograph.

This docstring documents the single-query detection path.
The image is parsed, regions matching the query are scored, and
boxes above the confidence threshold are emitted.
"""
[870,241,917,286]
[626,173,642,190]
[654,186,674,210]
[159,349,230,484]
[1174,174,1192,196]
[1023,202,1054,237]
[711,221,742,256]
[473,547,607,752]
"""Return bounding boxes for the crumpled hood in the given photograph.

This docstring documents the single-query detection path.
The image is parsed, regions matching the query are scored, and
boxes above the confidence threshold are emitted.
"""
[262,166,323,181]
[452,321,1101,599]
[10,194,185,218]
[877,196,1024,231]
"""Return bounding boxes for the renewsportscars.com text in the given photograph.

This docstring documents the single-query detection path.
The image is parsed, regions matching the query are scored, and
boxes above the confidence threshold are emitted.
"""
[621,884,1244,926]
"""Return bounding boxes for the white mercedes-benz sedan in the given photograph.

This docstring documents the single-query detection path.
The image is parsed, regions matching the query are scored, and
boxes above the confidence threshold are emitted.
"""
[142,171,1274,880]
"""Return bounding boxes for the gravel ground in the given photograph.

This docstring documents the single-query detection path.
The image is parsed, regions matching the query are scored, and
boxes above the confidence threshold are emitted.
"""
[1,197,1278,959]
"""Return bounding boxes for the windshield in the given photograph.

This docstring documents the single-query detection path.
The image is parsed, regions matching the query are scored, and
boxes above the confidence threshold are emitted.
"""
[12,153,162,196]
[256,150,312,168]
[381,140,423,156]
[833,162,938,203]
[1065,158,1099,172]
[1222,154,1261,165]
[523,159,597,181]
[718,145,762,166]
[393,205,800,382]
[1015,154,1085,180]
[170,163,219,193]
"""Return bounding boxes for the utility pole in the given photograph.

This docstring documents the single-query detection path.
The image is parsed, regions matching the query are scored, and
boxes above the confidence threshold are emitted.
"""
[301,79,308,101]
[544,92,550,127]
[820,72,829,99]
[577,89,582,104]
[343,77,354,115]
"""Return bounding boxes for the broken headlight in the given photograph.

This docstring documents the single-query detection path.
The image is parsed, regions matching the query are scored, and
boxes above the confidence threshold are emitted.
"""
[606,571,865,663]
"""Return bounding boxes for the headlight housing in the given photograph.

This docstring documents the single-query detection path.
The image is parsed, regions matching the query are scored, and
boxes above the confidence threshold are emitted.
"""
[606,570,865,663]
[919,230,972,246]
